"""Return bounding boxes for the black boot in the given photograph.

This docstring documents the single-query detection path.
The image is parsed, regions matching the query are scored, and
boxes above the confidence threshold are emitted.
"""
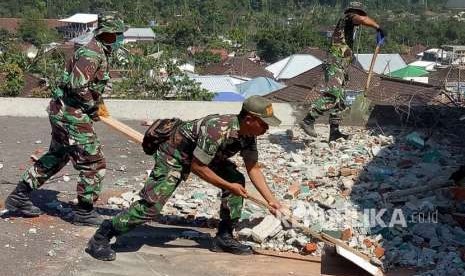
[5,181,43,217]
[211,220,253,255]
[85,219,119,261]
[329,123,350,141]
[299,116,318,137]
[73,201,104,227]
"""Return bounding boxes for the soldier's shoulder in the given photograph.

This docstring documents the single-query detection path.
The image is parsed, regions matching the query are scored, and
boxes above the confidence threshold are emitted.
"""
[74,38,105,61]
[204,114,238,129]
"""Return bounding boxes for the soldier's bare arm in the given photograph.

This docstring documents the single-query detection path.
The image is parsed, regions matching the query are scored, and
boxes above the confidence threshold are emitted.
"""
[244,159,282,214]
[352,14,380,29]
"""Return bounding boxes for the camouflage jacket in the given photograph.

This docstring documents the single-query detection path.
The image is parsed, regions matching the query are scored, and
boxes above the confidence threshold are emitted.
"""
[330,12,358,60]
[157,114,258,174]
[52,37,110,117]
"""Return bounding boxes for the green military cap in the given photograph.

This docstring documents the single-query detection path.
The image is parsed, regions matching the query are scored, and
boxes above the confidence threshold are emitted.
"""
[242,96,281,126]
[345,1,367,16]
[95,12,126,36]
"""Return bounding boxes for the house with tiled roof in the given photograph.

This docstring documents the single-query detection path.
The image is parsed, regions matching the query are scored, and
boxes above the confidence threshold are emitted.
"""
[199,56,273,79]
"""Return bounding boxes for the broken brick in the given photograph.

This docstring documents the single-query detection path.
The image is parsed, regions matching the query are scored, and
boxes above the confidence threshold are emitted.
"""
[340,167,353,177]
[303,243,318,254]
[284,183,300,199]
[354,157,365,164]
[374,246,385,258]
[326,167,339,177]
[341,228,353,241]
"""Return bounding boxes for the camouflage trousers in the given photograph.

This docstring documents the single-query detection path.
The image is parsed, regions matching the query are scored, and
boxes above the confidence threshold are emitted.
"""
[305,46,351,125]
[305,88,347,125]
[112,157,245,233]
[21,118,106,205]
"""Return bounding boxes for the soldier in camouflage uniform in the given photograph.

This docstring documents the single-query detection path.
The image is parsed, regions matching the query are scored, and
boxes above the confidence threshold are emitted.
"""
[300,1,384,141]
[5,13,126,226]
[86,96,283,261]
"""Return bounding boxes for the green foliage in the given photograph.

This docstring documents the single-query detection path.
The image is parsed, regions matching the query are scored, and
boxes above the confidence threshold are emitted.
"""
[112,52,213,101]
[192,50,221,67]
[18,10,58,46]
[0,63,24,96]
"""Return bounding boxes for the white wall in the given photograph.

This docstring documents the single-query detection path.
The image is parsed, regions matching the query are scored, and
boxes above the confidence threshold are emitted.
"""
[0,98,297,126]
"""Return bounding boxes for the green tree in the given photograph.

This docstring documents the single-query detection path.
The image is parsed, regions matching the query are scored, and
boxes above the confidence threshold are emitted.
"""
[112,53,213,101]
[18,10,58,46]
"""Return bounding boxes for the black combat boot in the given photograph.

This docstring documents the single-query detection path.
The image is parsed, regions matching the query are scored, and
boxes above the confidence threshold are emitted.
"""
[5,181,43,217]
[211,220,253,255]
[299,115,318,137]
[86,219,119,261]
[329,123,350,141]
[72,200,104,227]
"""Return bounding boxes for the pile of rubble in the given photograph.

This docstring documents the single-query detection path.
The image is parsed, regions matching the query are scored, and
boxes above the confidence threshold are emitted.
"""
[107,125,465,274]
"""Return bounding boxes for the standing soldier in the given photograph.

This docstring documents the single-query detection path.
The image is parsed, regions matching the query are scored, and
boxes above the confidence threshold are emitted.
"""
[4,13,126,226]
[86,96,283,261]
[300,1,385,141]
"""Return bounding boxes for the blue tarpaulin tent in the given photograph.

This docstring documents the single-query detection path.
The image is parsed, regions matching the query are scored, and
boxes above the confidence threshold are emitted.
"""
[213,92,245,102]
[237,77,285,98]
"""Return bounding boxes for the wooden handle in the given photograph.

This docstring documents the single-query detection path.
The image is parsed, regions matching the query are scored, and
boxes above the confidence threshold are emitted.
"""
[364,45,381,93]
[100,116,144,144]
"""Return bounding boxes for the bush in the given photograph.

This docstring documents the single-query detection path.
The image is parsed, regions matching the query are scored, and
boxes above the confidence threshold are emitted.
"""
[0,63,24,96]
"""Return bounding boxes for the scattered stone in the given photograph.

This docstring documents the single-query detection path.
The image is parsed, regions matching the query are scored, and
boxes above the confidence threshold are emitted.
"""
[28,228,37,234]
[108,197,125,205]
[237,228,253,239]
[47,250,56,257]
[62,175,70,182]
[251,215,283,243]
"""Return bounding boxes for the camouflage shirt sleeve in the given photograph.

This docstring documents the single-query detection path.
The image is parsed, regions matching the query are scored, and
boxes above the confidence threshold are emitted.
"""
[240,136,258,164]
[193,118,233,165]
[68,48,108,113]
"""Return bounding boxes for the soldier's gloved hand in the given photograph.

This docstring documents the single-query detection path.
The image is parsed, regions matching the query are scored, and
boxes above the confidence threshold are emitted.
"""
[97,103,110,118]
[88,104,109,122]
[376,28,386,45]
[229,183,248,198]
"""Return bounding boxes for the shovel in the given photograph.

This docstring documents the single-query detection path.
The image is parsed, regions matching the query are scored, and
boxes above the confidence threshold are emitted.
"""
[348,43,381,125]
[246,195,384,276]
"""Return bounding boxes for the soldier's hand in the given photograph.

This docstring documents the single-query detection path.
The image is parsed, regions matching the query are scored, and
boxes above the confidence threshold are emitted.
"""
[229,183,248,198]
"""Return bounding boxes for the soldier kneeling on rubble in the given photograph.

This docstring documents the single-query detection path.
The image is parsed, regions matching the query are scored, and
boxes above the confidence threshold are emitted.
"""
[86,96,284,261]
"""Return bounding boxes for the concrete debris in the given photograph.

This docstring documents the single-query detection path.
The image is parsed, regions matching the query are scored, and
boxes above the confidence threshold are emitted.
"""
[108,197,125,206]
[251,215,283,243]
[28,228,37,235]
[62,175,70,182]
[0,163,3,169]
[47,249,56,257]
[35,140,42,144]
[99,126,465,272]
